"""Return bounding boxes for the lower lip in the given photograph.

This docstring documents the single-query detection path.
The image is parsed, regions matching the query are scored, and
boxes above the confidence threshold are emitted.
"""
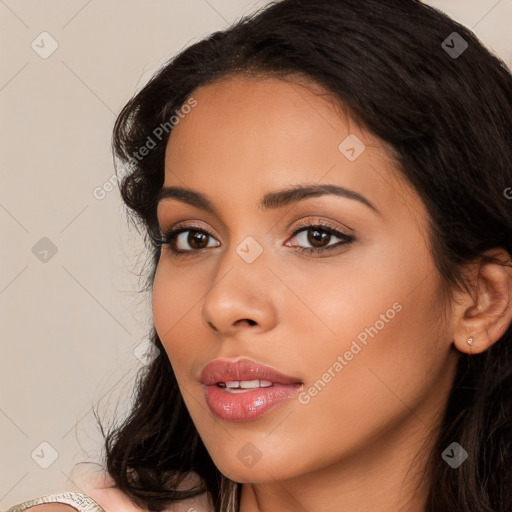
[203,383,302,422]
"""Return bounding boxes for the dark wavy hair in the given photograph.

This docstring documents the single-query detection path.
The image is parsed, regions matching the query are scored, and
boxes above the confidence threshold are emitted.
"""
[97,0,512,510]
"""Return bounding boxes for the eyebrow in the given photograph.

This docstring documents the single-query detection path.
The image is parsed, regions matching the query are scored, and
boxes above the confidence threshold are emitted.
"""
[156,183,380,216]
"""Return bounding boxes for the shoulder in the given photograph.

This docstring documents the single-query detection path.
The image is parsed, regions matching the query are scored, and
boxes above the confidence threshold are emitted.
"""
[80,469,214,512]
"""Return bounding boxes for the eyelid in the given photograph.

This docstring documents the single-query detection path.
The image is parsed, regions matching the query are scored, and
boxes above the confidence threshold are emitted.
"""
[283,220,355,254]
[157,216,356,261]
[161,220,218,238]
[287,217,353,238]
[162,216,353,237]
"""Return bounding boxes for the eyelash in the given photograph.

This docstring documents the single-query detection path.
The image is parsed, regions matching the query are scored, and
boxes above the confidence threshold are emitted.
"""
[156,220,355,259]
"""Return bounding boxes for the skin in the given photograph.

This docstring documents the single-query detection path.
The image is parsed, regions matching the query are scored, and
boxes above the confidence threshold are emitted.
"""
[152,75,512,512]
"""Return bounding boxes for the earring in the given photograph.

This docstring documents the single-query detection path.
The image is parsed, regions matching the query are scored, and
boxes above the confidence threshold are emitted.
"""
[467,337,474,346]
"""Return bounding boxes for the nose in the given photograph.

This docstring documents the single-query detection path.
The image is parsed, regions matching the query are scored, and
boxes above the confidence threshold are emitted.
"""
[206,318,256,332]
[201,251,278,338]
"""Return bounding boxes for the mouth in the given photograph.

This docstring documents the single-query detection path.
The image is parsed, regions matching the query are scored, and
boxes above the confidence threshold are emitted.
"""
[200,358,303,422]
[200,357,302,386]
[216,379,274,392]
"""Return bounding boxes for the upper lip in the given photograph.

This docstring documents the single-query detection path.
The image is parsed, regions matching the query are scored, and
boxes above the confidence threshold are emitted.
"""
[200,358,302,386]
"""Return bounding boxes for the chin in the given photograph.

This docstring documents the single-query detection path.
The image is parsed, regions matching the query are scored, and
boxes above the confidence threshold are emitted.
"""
[210,452,303,484]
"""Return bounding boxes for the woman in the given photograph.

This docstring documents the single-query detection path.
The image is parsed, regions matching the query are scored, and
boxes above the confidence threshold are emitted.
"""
[6,0,512,511]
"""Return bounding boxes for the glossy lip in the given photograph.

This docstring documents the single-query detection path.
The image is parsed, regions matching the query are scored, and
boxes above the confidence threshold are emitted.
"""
[200,357,303,386]
[201,358,304,422]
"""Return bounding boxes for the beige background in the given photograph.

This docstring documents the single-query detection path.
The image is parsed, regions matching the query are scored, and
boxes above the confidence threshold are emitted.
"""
[1,0,511,507]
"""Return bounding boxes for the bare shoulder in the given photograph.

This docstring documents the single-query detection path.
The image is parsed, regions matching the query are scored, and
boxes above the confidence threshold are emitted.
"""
[82,470,214,512]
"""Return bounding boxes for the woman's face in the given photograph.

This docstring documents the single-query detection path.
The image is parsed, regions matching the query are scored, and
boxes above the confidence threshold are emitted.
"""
[152,75,459,483]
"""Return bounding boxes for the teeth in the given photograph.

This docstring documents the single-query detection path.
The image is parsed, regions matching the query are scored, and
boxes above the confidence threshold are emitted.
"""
[240,379,260,389]
[218,379,274,390]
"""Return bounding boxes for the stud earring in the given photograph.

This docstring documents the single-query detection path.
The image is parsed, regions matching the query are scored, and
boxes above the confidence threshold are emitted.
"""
[467,337,474,346]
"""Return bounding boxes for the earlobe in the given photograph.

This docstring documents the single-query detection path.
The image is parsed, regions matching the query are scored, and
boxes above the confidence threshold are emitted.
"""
[453,248,512,355]
[454,331,493,355]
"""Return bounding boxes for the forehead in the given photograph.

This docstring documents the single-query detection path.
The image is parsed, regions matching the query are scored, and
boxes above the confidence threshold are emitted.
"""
[166,75,365,165]
[162,75,420,221]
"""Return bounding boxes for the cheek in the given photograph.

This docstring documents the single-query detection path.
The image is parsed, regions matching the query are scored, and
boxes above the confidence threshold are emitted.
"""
[273,248,448,439]
[152,264,173,341]
[152,259,217,389]
[152,262,196,361]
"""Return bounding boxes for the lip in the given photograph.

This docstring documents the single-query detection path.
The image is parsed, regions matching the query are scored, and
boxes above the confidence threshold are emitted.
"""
[201,358,302,386]
[201,358,303,422]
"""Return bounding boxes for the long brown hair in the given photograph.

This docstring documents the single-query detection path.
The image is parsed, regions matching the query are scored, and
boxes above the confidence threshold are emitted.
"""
[99,1,512,510]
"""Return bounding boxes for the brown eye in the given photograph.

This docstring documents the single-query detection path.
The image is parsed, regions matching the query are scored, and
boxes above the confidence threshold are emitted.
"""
[159,226,220,255]
[158,221,355,259]
[307,228,331,247]
[173,229,219,252]
[187,230,209,249]
[288,223,354,254]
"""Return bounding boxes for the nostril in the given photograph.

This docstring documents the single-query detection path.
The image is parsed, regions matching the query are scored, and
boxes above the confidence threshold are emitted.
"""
[237,319,256,326]
[207,321,218,331]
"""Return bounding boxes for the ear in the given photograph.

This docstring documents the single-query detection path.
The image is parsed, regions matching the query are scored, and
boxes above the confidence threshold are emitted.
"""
[452,247,512,355]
